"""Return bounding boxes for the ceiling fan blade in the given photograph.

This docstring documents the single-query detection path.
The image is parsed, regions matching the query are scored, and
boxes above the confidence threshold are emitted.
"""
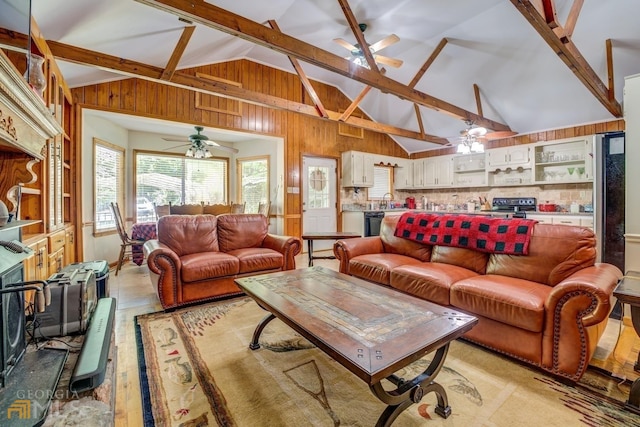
[333,37,358,51]
[485,130,518,140]
[162,137,190,142]
[370,34,399,53]
[374,55,403,68]
[163,142,190,150]
[207,144,239,154]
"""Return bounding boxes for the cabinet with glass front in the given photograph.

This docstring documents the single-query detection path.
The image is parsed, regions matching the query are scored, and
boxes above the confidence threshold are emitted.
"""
[533,137,594,184]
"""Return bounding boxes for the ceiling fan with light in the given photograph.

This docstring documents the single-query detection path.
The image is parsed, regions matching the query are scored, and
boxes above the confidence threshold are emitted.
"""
[449,120,518,154]
[333,23,403,69]
[162,126,239,157]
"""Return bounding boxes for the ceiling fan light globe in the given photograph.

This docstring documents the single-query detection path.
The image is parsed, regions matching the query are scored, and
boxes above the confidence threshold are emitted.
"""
[471,141,485,153]
[457,144,470,154]
[185,148,194,157]
[205,150,212,158]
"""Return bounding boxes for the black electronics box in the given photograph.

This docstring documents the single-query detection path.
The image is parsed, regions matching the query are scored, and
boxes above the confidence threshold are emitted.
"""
[38,269,98,337]
[61,260,110,298]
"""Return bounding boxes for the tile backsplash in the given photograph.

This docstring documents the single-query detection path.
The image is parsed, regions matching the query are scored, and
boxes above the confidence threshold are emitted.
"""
[341,183,593,212]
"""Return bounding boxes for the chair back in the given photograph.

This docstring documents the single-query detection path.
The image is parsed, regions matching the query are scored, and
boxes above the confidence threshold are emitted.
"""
[110,202,129,243]
[230,202,246,214]
[203,203,232,215]
[154,203,170,218]
[257,202,270,217]
[169,202,204,215]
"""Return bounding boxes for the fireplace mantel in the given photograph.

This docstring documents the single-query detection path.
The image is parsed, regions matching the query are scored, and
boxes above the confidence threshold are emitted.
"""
[0,50,62,160]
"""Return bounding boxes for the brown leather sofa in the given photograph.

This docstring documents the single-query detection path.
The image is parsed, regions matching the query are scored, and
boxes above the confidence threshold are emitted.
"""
[144,214,302,310]
[333,213,622,381]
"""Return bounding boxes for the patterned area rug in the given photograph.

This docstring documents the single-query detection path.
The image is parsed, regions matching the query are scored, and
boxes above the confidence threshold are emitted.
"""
[135,298,640,426]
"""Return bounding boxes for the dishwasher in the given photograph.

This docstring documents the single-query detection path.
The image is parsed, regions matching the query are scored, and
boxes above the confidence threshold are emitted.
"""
[364,211,385,236]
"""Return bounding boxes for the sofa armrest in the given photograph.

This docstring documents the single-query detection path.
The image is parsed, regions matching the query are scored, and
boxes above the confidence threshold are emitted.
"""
[333,237,384,274]
[262,234,302,270]
[144,239,184,309]
[542,263,622,380]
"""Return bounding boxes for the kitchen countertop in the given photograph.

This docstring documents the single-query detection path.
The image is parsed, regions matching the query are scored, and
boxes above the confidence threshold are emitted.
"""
[342,208,592,217]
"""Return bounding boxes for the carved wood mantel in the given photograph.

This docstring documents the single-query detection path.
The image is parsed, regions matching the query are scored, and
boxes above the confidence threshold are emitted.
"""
[0,49,62,159]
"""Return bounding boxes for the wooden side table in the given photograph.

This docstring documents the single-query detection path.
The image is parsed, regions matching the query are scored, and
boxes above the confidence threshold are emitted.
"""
[301,232,361,267]
[613,271,640,414]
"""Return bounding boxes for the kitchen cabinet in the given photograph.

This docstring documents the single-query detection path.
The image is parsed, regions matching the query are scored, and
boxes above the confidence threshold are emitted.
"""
[526,214,593,230]
[342,151,374,187]
[422,156,452,188]
[487,145,531,170]
[533,137,594,184]
[64,225,76,266]
[452,153,487,187]
[394,159,414,189]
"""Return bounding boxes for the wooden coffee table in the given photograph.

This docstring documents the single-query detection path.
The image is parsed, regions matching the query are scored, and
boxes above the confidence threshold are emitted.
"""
[236,266,478,426]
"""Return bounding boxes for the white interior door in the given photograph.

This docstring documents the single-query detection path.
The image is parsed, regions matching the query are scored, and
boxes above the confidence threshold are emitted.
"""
[302,157,337,252]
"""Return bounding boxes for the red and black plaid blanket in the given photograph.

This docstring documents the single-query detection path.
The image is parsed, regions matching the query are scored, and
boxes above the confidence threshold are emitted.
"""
[394,212,537,255]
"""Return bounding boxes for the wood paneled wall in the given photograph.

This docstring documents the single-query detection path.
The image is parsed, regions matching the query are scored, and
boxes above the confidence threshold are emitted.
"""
[70,59,407,236]
[414,119,626,158]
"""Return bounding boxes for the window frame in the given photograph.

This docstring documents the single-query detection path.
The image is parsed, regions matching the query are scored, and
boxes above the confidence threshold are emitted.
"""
[369,165,394,200]
[133,149,230,215]
[236,155,270,213]
[93,137,125,237]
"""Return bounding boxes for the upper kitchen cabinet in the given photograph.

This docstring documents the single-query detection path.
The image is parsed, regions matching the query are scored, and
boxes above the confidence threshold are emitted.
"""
[533,137,594,184]
[422,156,453,188]
[487,145,531,170]
[394,158,414,190]
[487,145,532,186]
[452,153,487,187]
[342,151,374,187]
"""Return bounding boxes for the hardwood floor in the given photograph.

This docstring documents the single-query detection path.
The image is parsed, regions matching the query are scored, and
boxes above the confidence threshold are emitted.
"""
[110,251,640,426]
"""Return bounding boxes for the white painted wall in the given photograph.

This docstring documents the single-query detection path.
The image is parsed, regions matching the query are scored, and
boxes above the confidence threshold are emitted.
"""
[81,112,129,264]
[625,74,640,272]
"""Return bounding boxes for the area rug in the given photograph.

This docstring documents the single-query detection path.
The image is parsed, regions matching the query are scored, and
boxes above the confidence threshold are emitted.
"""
[135,297,640,426]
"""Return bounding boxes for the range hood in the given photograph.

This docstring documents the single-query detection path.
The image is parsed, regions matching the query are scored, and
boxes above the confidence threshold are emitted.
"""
[0,50,62,159]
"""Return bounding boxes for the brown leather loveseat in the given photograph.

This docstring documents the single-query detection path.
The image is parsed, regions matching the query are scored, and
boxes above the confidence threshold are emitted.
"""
[333,213,622,381]
[144,214,302,310]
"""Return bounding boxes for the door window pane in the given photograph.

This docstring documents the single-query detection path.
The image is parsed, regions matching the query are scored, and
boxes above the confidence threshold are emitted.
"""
[308,166,330,208]
[94,139,124,234]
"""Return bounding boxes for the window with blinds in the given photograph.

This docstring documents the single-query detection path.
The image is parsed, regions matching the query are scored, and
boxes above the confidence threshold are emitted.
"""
[369,166,393,199]
[135,151,228,219]
[94,138,124,234]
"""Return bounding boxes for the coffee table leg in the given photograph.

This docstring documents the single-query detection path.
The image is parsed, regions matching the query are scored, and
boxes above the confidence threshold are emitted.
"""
[248,313,276,350]
[370,344,451,426]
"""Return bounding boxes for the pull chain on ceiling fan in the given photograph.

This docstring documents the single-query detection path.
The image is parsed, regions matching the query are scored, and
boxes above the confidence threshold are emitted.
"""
[333,23,403,69]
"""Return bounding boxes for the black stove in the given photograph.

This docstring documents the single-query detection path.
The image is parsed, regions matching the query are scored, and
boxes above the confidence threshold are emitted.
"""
[492,197,537,212]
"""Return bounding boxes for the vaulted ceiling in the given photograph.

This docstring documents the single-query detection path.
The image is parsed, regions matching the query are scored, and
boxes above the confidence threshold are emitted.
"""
[7,0,640,153]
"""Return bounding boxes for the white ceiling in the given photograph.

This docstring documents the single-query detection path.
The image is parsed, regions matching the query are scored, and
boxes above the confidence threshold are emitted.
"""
[25,0,640,153]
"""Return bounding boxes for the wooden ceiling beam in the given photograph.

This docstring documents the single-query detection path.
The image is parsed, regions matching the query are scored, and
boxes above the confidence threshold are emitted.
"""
[606,39,615,102]
[473,84,483,117]
[135,0,511,132]
[161,25,195,80]
[414,104,425,138]
[267,20,328,118]
[337,0,379,73]
[408,38,449,89]
[510,0,622,117]
[27,38,447,144]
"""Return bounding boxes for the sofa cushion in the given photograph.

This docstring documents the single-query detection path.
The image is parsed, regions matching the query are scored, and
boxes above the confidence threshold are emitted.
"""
[349,254,423,286]
[217,214,268,252]
[486,223,596,286]
[228,248,283,273]
[158,214,219,256]
[431,246,489,274]
[391,263,479,306]
[380,214,432,261]
[450,275,552,333]
[180,252,239,282]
